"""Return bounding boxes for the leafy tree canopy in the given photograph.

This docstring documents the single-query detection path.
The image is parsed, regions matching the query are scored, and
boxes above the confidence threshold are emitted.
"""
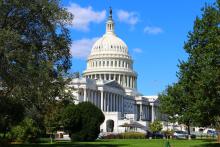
[159,0,220,135]
[0,0,73,135]
[149,120,163,133]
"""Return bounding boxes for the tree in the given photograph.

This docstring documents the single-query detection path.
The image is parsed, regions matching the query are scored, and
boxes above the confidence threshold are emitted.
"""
[159,83,197,139]
[149,120,163,134]
[62,102,105,141]
[159,0,220,141]
[179,0,220,128]
[43,98,72,144]
[0,0,73,136]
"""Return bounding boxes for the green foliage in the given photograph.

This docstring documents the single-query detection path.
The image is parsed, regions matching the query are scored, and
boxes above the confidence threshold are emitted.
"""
[159,0,220,133]
[178,0,220,127]
[149,121,163,133]
[120,132,146,139]
[10,117,40,143]
[44,104,61,136]
[62,102,105,141]
[0,97,24,136]
[102,132,146,139]
[158,83,196,133]
[0,0,73,137]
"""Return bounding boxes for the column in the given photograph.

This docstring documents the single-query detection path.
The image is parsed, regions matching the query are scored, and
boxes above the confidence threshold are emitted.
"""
[146,106,148,120]
[140,104,143,120]
[118,95,120,112]
[104,74,107,80]
[116,95,118,111]
[112,94,115,112]
[101,91,104,111]
[105,92,108,112]
[108,93,111,112]
[111,94,114,111]
[118,95,120,111]
[151,104,155,122]
[90,90,92,102]
[94,91,97,106]
[98,91,101,109]
[90,90,93,103]
[105,92,107,111]
[143,106,146,120]
[118,75,121,84]
[112,93,114,111]
[131,77,133,88]
[122,75,125,87]
[114,94,117,111]
[127,76,129,87]
[109,93,112,112]
[114,74,116,81]
[87,89,90,101]
[135,77,137,89]
[121,96,124,115]
[84,89,87,101]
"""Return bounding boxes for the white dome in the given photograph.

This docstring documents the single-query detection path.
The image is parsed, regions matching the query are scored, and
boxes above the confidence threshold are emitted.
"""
[90,33,129,56]
[83,8,137,90]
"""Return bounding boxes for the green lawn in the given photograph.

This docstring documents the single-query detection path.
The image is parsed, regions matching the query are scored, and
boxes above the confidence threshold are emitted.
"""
[8,139,220,147]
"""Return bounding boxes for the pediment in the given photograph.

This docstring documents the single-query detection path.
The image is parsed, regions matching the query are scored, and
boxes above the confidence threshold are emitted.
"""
[104,80,125,91]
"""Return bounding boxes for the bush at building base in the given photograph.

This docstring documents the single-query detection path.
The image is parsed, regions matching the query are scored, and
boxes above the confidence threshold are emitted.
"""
[62,102,105,141]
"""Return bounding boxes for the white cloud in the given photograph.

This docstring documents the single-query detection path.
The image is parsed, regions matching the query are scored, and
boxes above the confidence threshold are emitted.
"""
[144,26,163,35]
[66,3,106,31]
[117,10,139,26]
[133,48,143,53]
[71,37,98,59]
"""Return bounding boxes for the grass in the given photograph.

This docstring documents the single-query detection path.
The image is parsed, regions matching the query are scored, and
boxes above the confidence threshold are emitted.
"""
[6,139,220,147]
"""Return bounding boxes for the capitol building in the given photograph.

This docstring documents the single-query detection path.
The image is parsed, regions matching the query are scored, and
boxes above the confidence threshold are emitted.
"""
[70,8,167,133]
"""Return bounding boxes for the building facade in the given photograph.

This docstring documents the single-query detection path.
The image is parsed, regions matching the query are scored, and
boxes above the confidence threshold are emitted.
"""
[70,8,167,133]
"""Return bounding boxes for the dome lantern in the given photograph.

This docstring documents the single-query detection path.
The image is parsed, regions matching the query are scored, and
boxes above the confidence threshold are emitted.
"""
[106,7,115,34]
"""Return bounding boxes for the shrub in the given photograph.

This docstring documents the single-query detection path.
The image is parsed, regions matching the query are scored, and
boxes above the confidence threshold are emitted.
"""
[62,102,105,141]
[121,132,146,139]
[103,132,145,139]
[10,117,40,143]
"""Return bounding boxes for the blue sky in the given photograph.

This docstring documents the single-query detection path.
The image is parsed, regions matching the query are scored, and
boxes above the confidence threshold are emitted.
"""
[61,0,215,95]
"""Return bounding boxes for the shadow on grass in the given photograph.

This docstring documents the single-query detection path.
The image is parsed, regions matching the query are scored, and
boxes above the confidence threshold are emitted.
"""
[7,142,127,147]
[200,139,217,143]
[193,143,220,147]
